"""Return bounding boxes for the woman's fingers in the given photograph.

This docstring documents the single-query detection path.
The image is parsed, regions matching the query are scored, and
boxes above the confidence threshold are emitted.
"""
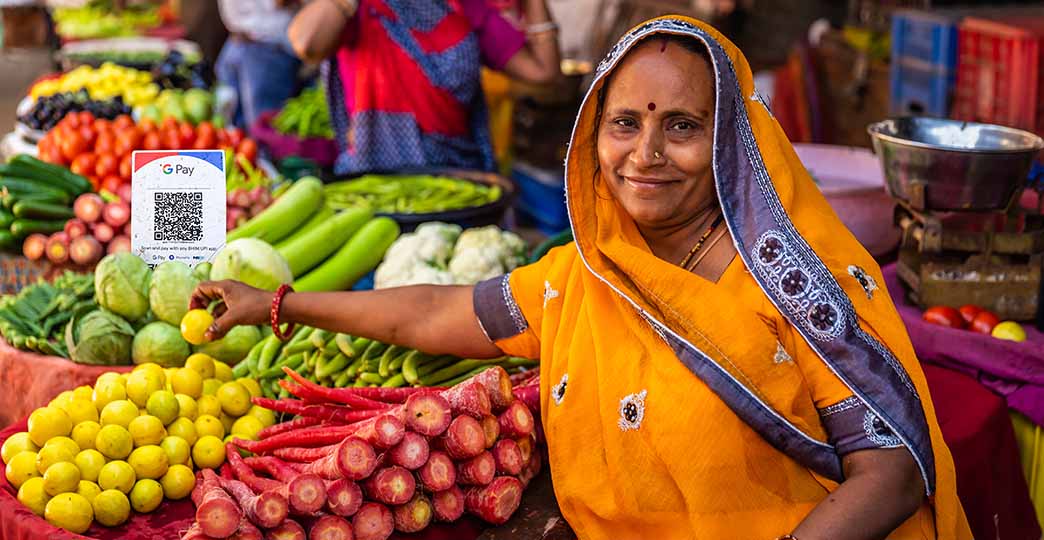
[190,281,227,310]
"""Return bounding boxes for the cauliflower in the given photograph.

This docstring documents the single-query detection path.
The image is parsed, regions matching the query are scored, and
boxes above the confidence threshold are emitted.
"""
[449,247,506,284]
[376,223,528,288]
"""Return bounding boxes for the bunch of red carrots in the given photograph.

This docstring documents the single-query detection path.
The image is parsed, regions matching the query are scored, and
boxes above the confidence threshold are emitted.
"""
[182,365,540,540]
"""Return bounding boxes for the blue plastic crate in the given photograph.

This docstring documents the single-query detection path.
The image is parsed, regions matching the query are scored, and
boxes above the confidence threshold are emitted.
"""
[511,161,569,235]
[890,59,955,117]
[892,10,961,69]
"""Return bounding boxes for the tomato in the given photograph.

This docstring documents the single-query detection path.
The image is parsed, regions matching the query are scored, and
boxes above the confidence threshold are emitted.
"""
[193,130,216,149]
[94,132,115,155]
[970,311,1001,334]
[163,128,182,150]
[93,119,112,134]
[59,132,87,162]
[63,113,80,129]
[161,117,179,132]
[215,128,228,146]
[95,153,118,178]
[113,114,134,130]
[78,124,96,148]
[958,305,983,325]
[113,134,137,158]
[236,138,258,163]
[118,154,133,181]
[77,111,94,125]
[43,143,66,166]
[70,153,97,177]
[143,131,162,150]
[922,306,964,329]
[101,174,123,194]
[225,127,244,147]
[139,118,157,133]
[178,122,196,147]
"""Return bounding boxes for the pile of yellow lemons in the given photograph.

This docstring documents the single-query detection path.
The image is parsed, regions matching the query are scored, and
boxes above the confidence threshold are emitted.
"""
[29,62,160,107]
[1,354,274,533]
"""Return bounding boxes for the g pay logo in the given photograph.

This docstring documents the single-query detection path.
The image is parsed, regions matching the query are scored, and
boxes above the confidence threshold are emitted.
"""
[161,163,174,174]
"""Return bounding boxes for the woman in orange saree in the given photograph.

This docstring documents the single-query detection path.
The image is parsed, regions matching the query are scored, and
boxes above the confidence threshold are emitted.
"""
[194,15,972,540]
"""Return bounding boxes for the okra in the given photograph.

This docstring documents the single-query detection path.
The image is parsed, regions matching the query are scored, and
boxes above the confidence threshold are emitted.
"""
[316,352,349,379]
[378,345,404,378]
[256,335,283,372]
[335,334,356,357]
[381,374,406,388]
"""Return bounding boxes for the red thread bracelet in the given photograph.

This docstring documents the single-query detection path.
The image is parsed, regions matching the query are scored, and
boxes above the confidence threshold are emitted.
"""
[271,284,296,341]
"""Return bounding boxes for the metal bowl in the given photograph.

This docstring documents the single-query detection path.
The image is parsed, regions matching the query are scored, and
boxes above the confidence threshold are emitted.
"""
[867,117,1044,212]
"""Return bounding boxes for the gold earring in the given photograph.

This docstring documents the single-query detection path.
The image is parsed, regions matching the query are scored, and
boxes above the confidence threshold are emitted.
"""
[653,151,663,159]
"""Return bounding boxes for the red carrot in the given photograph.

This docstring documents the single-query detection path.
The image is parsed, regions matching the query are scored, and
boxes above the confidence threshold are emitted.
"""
[512,384,540,413]
[480,415,499,449]
[255,395,383,424]
[498,400,535,438]
[441,380,491,419]
[308,514,354,540]
[516,435,533,465]
[363,466,416,506]
[181,522,219,540]
[457,451,496,486]
[305,437,378,481]
[431,486,465,522]
[230,518,263,540]
[260,416,324,439]
[519,451,542,488]
[465,476,523,525]
[233,425,357,454]
[439,415,485,460]
[417,451,456,492]
[492,439,524,476]
[219,463,236,481]
[271,444,338,462]
[219,476,290,529]
[392,493,433,533]
[473,367,514,412]
[352,503,394,540]
[509,369,539,385]
[225,443,284,493]
[194,469,243,539]
[388,432,430,470]
[245,456,328,515]
[403,392,452,436]
[267,518,307,540]
[283,367,400,408]
[350,414,405,449]
[326,478,363,517]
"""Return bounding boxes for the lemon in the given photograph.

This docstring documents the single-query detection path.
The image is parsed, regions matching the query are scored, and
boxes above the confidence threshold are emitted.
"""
[76,480,102,504]
[60,399,99,426]
[129,478,164,513]
[95,425,133,460]
[128,415,167,446]
[49,391,74,412]
[6,451,41,488]
[93,489,131,527]
[44,492,93,534]
[134,362,165,375]
[231,416,264,440]
[36,442,76,475]
[197,395,223,418]
[126,369,165,407]
[246,405,277,428]
[202,378,223,396]
[45,436,80,456]
[217,382,252,417]
[92,380,127,410]
[175,394,199,420]
[75,449,106,483]
[96,372,122,386]
[97,460,136,493]
[28,406,73,446]
[128,445,168,480]
[70,421,101,451]
[160,436,191,465]
[214,361,233,382]
[167,417,199,446]
[43,461,81,496]
[71,386,95,403]
[236,378,263,399]
[185,353,217,379]
[181,310,215,346]
[2,432,38,464]
[192,436,226,469]
[99,400,139,428]
[160,464,195,500]
[146,390,180,425]
[17,477,49,516]
[172,368,204,398]
[219,412,236,434]
[195,415,225,439]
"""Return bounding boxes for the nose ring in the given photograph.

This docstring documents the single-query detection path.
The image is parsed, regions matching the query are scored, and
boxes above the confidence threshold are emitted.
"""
[653,151,663,160]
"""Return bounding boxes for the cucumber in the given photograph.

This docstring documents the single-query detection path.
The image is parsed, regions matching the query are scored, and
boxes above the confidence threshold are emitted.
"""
[278,207,373,277]
[0,209,13,229]
[294,217,401,292]
[273,203,334,250]
[12,200,74,220]
[3,192,66,211]
[0,178,70,203]
[10,219,66,239]
[7,154,92,195]
[0,230,14,250]
[227,177,324,244]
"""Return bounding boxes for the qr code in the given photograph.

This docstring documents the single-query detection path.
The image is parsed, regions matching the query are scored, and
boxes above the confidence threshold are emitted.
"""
[154,191,203,242]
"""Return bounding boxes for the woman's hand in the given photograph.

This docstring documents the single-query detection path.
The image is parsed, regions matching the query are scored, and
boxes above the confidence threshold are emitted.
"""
[189,280,273,341]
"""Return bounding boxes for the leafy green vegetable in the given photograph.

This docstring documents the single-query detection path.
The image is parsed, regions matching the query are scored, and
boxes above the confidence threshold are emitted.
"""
[65,309,134,366]
[95,252,151,322]
[132,321,191,367]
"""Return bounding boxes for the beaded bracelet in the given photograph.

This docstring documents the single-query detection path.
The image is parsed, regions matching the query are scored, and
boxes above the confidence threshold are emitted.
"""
[270,284,296,341]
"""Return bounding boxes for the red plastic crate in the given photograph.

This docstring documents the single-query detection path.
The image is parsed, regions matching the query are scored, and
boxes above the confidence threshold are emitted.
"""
[953,16,1044,135]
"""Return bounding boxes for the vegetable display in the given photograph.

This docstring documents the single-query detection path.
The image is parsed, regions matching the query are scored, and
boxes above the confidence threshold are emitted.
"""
[0,154,92,253]
[324,175,502,214]
[18,90,132,133]
[0,271,95,358]
[136,88,215,126]
[2,358,275,533]
[375,223,526,288]
[271,86,334,139]
[30,63,160,108]
[178,366,539,539]
[52,4,161,40]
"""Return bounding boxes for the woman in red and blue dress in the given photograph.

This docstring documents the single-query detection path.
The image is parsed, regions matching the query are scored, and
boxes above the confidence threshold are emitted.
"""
[288,0,560,175]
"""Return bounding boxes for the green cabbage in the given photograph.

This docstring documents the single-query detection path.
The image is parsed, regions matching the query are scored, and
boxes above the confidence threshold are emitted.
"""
[149,261,200,326]
[210,238,292,291]
[64,309,135,365]
[95,252,151,321]
[193,325,262,365]
[192,262,212,282]
[132,321,191,367]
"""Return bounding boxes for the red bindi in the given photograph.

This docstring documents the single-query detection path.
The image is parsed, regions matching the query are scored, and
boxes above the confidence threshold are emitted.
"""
[647,102,656,111]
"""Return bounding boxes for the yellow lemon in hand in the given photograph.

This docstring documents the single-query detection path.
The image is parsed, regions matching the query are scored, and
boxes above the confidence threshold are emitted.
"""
[181,310,214,346]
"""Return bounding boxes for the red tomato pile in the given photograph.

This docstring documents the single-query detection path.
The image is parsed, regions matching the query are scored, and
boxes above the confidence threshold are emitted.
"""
[37,111,259,193]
